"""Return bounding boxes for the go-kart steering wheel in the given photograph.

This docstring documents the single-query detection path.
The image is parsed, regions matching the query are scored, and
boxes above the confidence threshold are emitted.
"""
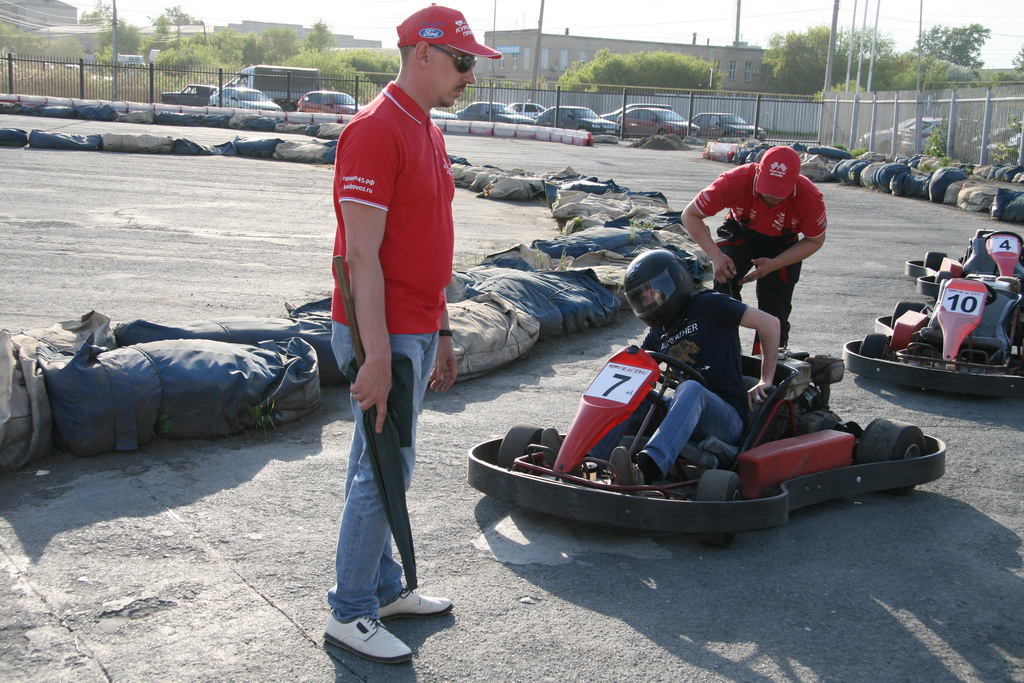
[647,351,708,389]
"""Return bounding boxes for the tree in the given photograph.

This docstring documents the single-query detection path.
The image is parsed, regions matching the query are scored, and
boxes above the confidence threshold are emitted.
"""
[162,6,200,26]
[1014,45,1024,73]
[916,24,991,69]
[302,20,334,53]
[95,20,143,57]
[0,22,46,54]
[763,25,906,94]
[560,49,719,90]
[761,26,832,94]
[79,1,112,25]
[260,27,300,63]
[330,49,400,75]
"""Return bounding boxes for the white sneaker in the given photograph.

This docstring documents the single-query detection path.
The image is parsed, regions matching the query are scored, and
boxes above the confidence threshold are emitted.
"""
[379,589,453,620]
[324,615,411,664]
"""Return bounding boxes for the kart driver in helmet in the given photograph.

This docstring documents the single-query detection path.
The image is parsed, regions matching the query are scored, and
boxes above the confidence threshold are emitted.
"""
[609,249,780,486]
[681,145,826,350]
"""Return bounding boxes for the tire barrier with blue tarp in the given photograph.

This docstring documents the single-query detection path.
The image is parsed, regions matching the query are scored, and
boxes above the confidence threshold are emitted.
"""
[38,336,320,457]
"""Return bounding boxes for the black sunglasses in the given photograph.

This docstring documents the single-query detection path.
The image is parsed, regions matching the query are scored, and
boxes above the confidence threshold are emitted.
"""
[431,44,477,74]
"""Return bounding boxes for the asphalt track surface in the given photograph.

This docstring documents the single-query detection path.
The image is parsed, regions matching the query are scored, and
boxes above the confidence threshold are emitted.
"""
[2,114,1022,682]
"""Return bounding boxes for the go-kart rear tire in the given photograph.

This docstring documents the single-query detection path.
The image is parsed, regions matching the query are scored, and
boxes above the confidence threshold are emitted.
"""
[892,300,927,321]
[854,418,926,494]
[694,470,742,547]
[860,333,889,359]
[497,424,544,469]
[924,251,946,272]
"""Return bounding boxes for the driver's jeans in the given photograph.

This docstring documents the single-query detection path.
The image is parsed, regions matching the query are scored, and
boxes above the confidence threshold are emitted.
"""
[327,322,437,624]
[591,382,744,479]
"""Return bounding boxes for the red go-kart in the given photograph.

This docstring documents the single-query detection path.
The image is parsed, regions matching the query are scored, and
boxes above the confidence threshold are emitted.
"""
[845,260,1024,396]
[468,346,945,543]
[905,229,1024,299]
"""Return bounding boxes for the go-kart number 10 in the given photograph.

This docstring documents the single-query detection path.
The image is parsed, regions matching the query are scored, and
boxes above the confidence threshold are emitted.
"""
[940,286,984,315]
[584,362,655,404]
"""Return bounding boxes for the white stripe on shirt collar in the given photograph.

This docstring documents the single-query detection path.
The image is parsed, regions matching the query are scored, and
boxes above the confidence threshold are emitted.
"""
[383,89,424,125]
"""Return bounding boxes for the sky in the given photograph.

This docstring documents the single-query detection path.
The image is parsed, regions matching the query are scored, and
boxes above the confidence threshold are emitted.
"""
[61,0,1023,69]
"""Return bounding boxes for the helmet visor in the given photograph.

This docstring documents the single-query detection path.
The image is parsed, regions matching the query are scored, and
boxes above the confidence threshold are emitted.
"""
[626,268,679,324]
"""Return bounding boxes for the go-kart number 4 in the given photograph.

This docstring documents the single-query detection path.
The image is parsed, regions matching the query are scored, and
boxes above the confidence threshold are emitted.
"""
[584,362,654,404]
[940,286,984,315]
[990,235,1021,253]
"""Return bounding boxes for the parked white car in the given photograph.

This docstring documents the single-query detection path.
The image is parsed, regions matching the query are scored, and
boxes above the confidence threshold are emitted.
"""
[207,87,283,112]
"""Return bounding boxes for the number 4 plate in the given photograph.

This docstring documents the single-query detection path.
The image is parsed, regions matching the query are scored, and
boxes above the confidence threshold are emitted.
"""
[584,362,656,404]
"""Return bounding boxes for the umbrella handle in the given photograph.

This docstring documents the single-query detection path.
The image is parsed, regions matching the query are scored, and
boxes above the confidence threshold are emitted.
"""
[333,255,366,367]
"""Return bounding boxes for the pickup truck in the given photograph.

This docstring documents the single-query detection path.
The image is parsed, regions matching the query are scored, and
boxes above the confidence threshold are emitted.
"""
[160,84,218,106]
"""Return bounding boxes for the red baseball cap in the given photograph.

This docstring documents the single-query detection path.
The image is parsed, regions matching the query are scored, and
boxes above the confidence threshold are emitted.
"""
[755,146,801,198]
[396,4,501,58]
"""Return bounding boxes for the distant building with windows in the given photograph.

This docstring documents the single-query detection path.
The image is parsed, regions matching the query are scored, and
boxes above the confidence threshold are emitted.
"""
[0,0,76,26]
[481,29,764,92]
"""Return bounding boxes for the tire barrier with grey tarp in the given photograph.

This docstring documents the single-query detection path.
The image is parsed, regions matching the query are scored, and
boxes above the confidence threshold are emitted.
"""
[0,330,53,473]
[38,336,320,457]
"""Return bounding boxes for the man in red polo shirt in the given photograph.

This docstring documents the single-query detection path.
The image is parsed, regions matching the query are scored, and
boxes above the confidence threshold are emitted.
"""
[324,4,500,665]
[682,146,827,349]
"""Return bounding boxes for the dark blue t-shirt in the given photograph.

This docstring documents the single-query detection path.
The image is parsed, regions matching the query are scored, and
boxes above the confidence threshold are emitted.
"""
[641,290,748,420]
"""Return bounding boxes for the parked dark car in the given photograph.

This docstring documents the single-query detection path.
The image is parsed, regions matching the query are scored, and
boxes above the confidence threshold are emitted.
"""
[455,102,534,125]
[160,84,217,106]
[619,107,699,137]
[296,90,356,115]
[430,108,458,120]
[535,106,618,134]
[600,103,673,120]
[690,112,765,140]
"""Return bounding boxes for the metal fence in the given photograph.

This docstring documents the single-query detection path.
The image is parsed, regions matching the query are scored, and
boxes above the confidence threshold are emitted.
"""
[4,53,822,143]
[8,53,1024,159]
[822,85,1024,166]
[2,54,388,110]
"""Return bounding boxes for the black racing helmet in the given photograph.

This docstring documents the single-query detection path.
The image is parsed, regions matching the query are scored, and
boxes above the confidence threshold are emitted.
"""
[624,249,694,328]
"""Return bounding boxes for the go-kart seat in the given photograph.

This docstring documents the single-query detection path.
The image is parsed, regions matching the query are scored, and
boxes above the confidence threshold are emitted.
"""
[920,288,1022,362]
[737,357,800,452]
[961,229,1024,279]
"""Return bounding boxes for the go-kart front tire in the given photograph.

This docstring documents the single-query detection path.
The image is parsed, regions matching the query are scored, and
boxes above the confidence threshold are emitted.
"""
[694,470,742,547]
[860,333,890,359]
[854,418,926,494]
[924,251,946,272]
[497,424,543,469]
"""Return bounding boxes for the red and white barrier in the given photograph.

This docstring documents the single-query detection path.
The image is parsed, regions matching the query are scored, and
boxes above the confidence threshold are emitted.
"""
[0,93,593,146]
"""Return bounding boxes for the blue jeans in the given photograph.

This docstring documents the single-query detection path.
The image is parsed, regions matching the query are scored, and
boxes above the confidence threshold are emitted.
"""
[642,382,745,477]
[327,322,437,623]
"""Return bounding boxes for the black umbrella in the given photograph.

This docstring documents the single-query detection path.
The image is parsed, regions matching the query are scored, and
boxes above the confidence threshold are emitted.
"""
[334,256,418,591]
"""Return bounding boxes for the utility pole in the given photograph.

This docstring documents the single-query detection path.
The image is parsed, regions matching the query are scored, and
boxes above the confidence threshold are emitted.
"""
[111,0,119,100]
[822,0,840,94]
[734,0,741,45]
[529,0,544,90]
[854,0,867,93]
[866,0,880,92]
[844,0,857,91]
[820,0,840,144]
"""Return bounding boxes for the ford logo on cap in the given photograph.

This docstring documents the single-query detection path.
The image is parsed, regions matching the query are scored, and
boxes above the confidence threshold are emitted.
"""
[419,28,444,38]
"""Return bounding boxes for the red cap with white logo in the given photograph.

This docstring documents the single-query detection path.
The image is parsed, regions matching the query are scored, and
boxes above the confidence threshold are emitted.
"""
[396,4,502,58]
[755,146,801,198]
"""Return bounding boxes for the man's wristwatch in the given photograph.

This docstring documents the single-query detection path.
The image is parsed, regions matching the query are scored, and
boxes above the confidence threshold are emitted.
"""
[438,329,453,337]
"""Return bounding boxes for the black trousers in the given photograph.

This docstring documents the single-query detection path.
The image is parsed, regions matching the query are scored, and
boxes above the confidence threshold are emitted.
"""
[713,218,802,348]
